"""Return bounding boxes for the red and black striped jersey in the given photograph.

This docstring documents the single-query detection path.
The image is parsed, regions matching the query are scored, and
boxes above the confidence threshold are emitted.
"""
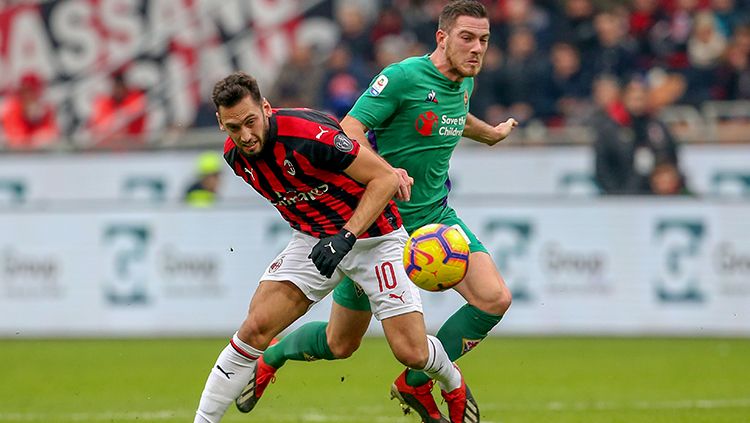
[223,108,402,239]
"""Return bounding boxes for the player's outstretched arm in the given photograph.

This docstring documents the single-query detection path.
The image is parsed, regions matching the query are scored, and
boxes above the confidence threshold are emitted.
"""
[341,114,413,201]
[463,113,518,146]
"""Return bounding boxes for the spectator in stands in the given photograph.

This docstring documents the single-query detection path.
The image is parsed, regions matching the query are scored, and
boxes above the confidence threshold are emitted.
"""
[268,43,325,109]
[554,0,598,53]
[472,44,510,125]
[89,69,148,148]
[1,73,59,150]
[629,0,667,69]
[184,151,223,208]
[495,0,554,51]
[498,26,547,123]
[320,45,369,119]
[649,0,700,69]
[716,28,750,99]
[710,0,747,38]
[684,11,728,103]
[542,41,593,124]
[594,79,681,194]
[337,5,374,64]
[405,0,444,48]
[589,11,638,79]
[370,6,404,45]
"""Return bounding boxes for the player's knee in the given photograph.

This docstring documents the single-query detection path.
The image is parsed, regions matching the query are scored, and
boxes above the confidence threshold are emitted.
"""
[328,337,361,359]
[475,283,512,316]
[393,345,429,370]
[238,317,274,349]
[494,285,512,315]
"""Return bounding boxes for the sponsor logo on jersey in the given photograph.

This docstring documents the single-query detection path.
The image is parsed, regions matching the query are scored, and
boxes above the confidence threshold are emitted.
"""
[415,112,467,137]
[425,90,438,103]
[461,338,483,354]
[439,114,466,136]
[334,133,354,152]
[369,75,389,96]
[271,184,329,207]
[283,159,296,176]
[415,110,439,136]
[269,257,284,273]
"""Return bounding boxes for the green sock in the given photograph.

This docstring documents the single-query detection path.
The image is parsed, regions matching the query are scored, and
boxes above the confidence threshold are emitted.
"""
[263,321,335,369]
[405,304,503,387]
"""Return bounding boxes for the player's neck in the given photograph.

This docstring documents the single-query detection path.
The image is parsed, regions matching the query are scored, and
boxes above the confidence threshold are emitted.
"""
[429,51,464,82]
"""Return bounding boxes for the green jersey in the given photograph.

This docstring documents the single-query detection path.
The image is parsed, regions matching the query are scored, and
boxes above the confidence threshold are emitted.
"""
[348,55,474,224]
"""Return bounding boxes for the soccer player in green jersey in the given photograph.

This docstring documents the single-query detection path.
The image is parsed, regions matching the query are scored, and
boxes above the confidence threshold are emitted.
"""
[236,2,517,422]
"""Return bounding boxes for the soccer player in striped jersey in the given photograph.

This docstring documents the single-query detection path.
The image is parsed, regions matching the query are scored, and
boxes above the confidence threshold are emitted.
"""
[240,2,517,422]
[193,71,477,423]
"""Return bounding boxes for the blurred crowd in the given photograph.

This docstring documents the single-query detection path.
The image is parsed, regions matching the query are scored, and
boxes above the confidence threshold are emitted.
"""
[1,0,749,196]
[3,0,750,149]
[265,0,749,196]
[270,0,750,127]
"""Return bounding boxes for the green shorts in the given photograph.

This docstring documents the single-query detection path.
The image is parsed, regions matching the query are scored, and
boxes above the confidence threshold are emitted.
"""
[332,205,486,312]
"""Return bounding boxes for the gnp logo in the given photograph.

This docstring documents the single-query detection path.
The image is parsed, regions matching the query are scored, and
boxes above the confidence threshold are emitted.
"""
[484,219,534,302]
[102,224,151,306]
[415,111,439,136]
[653,219,706,303]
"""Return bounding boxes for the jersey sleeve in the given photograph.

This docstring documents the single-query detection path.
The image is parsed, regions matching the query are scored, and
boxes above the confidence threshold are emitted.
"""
[304,131,361,171]
[347,64,408,130]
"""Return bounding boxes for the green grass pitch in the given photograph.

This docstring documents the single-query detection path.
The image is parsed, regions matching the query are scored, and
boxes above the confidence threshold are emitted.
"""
[1,337,748,422]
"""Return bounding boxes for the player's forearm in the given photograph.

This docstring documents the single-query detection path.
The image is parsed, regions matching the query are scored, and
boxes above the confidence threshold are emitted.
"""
[343,172,399,236]
[463,113,502,146]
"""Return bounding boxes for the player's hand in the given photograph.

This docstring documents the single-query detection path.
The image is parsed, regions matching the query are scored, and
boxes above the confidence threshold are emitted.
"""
[493,118,519,142]
[394,168,413,202]
[308,229,357,278]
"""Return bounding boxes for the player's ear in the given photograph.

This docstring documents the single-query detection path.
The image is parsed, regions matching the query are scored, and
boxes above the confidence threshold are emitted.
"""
[262,97,272,115]
[436,29,447,49]
[216,112,225,131]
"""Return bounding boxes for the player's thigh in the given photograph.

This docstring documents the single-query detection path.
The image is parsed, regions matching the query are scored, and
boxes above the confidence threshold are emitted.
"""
[381,311,429,368]
[453,251,512,315]
[436,208,511,314]
[326,301,372,358]
[260,230,345,302]
[240,231,345,346]
[240,279,313,347]
[332,276,372,312]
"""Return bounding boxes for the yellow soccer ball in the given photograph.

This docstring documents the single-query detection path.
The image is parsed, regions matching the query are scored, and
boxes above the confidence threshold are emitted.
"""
[403,223,470,292]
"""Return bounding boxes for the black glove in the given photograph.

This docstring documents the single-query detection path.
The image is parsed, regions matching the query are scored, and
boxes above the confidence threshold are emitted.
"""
[308,229,357,278]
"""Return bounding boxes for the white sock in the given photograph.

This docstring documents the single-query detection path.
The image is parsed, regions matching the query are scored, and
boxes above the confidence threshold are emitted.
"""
[417,335,462,393]
[194,333,264,423]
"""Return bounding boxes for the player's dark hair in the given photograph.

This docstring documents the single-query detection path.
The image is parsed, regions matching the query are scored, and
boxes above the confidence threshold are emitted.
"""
[439,0,488,32]
[212,71,262,110]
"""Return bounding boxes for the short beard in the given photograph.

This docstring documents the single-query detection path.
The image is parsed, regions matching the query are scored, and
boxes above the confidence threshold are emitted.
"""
[446,44,480,78]
[239,112,269,159]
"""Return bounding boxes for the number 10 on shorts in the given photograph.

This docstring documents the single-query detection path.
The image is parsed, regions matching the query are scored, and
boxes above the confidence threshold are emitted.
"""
[376,262,397,292]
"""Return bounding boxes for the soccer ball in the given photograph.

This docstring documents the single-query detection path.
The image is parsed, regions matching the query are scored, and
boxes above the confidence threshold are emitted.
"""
[403,223,470,292]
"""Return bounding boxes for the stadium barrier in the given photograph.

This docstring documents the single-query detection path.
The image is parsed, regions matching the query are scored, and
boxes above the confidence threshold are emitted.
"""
[1,198,748,337]
[0,144,749,205]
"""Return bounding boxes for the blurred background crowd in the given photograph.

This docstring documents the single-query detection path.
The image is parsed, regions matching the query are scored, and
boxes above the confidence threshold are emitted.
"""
[1,0,749,198]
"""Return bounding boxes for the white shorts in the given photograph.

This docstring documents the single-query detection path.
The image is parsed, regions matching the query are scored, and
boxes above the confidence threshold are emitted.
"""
[260,226,422,321]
